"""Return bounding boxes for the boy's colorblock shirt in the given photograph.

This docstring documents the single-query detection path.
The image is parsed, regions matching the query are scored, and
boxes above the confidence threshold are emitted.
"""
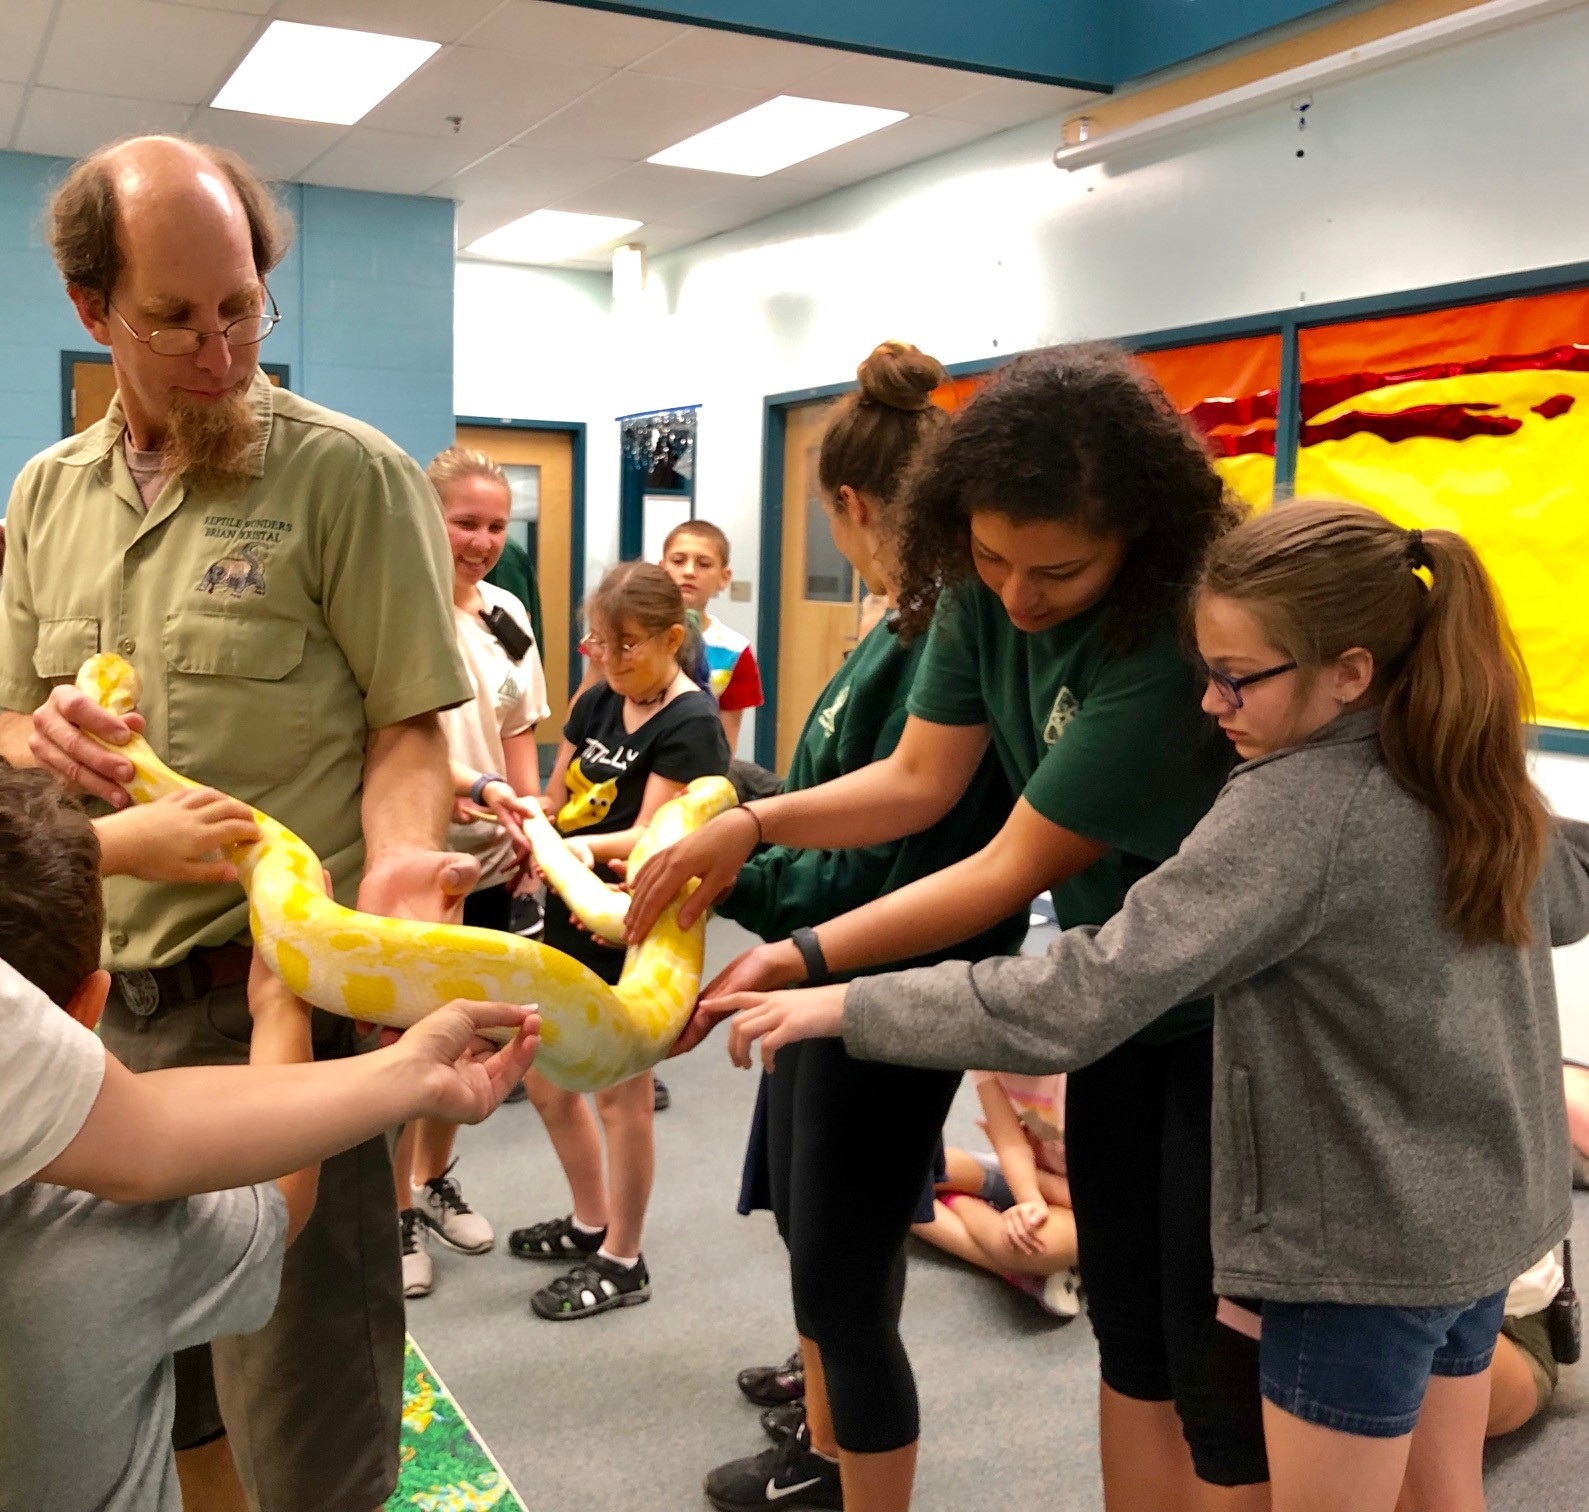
[0,958,105,1193]
[701,616,763,712]
[0,1178,287,1510]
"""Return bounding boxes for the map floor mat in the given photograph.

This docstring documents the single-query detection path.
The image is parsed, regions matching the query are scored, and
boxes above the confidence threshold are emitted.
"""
[387,1335,527,1512]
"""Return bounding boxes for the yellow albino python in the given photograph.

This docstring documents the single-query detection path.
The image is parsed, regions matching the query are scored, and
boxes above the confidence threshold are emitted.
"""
[76,653,737,1092]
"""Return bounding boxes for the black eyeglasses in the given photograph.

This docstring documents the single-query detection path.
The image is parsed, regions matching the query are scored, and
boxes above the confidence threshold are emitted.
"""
[1201,659,1297,710]
[110,285,281,357]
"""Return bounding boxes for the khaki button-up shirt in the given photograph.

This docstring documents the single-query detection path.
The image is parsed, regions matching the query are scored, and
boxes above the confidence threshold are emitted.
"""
[0,372,470,970]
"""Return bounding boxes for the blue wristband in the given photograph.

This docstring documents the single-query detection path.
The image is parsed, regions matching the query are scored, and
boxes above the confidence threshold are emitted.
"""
[470,772,505,806]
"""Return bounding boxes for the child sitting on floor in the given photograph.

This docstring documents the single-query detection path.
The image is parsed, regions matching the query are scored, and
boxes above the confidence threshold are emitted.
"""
[912,1070,1081,1318]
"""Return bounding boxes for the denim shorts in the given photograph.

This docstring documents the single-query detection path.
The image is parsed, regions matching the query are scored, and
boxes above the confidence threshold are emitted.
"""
[1259,1289,1508,1438]
[967,1148,1018,1210]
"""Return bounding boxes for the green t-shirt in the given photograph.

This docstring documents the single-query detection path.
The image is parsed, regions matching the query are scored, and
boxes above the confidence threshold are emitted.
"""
[719,615,1026,979]
[907,582,1233,1041]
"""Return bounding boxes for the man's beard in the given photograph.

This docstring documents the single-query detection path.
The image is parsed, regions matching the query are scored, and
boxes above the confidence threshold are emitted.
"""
[162,386,258,489]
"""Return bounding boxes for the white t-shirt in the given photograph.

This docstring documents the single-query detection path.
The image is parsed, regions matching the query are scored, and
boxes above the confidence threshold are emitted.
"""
[0,957,107,1194]
[440,582,550,889]
[1505,1250,1565,1318]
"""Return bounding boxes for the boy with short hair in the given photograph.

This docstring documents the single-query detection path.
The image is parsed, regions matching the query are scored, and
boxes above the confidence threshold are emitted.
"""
[660,520,763,753]
[0,768,532,1509]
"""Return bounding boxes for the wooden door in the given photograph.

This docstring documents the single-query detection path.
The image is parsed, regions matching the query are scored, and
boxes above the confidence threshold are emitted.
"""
[455,424,576,735]
[776,399,862,771]
[70,359,282,433]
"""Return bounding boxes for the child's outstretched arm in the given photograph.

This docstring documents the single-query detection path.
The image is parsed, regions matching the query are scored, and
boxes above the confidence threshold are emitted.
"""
[95,789,261,884]
[976,1078,1049,1258]
[246,956,320,1243]
[34,999,539,1204]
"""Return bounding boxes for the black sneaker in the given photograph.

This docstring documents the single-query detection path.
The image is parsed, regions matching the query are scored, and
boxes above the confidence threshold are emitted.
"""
[737,1348,805,1406]
[761,1400,806,1444]
[653,1076,672,1113]
[531,1252,650,1321]
[704,1426,842,1511]
[508,1213,606,1261]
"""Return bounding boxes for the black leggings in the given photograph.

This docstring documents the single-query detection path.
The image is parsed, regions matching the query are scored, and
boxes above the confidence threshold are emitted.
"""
[1066,1028,1269,1487]
[764,1035,961,1455]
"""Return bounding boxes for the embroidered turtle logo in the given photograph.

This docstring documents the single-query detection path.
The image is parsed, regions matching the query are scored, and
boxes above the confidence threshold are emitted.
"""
[817,685,850,738]
[1043,687,1080,745]
[198,542,266,599]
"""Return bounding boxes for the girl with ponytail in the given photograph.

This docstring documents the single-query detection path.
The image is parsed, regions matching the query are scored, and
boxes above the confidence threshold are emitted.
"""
[717,499,1589,1512]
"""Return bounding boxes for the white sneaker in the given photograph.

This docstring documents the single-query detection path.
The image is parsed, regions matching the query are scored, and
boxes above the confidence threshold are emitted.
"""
[401,1208,433,1299]
[1042,1267,1082,1319]
[417,1161,495,1254]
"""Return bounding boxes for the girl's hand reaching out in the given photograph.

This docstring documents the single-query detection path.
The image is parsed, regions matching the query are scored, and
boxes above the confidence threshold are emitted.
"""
[711,984,849,1070]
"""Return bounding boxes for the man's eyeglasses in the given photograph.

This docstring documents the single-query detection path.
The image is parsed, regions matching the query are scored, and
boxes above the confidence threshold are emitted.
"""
[580,631,657,662]
[1201,659,1298,710]
[110,286,281,357]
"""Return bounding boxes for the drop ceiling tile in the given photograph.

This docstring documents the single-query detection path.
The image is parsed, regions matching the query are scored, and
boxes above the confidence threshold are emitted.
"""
[444,144,634,245]
[14,87,192,159]
[161,0,273,12]
[777,114,990,188]
[360,46,610,150]
[550,161,748,222]
[38,0,259,104]
[0,0,58,86]
[188,108,349,180]
[934,79,1100,128]
[459,0,688,68]
[794,53,994,115]
[0,83,24,142]
[631,30,840,92]
[516,71,766,161]
[274,0,501,44]
[664,175,832,233]
[299,128,491,196]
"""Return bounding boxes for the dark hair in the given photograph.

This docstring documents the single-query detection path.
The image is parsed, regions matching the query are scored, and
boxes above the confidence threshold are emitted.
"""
[893,343,1243,644]
[585,561,704,679]
[0,767,104,1008]
[48,135,294,297]
[818,341,949,512]
[662,519,731,568]
[1200,500,1548,947]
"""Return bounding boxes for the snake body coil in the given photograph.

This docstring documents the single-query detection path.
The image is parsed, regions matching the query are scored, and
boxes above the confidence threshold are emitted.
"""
[76,653,736,1092]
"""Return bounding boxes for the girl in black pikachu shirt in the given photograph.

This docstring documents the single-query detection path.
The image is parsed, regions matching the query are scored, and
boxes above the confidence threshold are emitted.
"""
[511,561,729,1321]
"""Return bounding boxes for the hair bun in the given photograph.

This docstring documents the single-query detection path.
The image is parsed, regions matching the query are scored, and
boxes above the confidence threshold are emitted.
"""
[857,340,947,412]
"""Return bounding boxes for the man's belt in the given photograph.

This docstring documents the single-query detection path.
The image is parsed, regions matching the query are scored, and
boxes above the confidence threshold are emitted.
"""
[113,942,254,1019]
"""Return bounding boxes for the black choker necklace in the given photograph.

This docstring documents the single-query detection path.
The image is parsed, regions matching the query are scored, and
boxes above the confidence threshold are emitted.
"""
[631,681,670,708]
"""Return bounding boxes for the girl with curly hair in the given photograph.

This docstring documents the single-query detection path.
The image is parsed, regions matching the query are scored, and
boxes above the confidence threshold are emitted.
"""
[629,344,1267,1511]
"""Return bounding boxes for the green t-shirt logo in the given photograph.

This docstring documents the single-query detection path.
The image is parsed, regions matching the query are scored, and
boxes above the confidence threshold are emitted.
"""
[817,685,850,738]
[1043,687,1080,745]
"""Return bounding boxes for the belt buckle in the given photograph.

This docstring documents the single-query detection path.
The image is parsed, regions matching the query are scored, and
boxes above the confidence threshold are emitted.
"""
[118,968,161,1019]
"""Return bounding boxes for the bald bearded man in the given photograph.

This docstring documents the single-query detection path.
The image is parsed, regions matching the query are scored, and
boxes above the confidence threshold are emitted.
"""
[0,136,473,1511]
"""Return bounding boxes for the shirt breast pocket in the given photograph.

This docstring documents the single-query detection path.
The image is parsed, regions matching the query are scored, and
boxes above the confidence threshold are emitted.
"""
[163,611,310,789]
[31,617,101,682]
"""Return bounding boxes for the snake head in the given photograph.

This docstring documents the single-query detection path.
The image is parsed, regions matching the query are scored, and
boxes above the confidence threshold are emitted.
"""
[76,653,143,716]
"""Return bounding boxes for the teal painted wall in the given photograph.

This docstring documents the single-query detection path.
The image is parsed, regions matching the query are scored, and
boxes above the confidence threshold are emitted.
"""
[569,0,1346,85]
[0,152,455,506]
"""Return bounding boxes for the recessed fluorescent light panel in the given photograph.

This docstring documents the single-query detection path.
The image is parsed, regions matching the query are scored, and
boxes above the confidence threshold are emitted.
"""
[466,211,645,266]
[211,20,439,126]
[649,95,908,177]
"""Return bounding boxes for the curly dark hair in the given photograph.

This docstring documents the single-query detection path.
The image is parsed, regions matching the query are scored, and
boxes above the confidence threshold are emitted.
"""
[893,343,1245,646]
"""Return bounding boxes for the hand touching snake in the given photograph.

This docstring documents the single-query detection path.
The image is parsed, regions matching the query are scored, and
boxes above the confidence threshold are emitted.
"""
[75,653,737,1092]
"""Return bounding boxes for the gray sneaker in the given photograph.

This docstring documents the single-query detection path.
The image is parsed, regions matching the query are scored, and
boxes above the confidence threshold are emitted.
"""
[417,1160,494,1254]
[400,1208,432,1299]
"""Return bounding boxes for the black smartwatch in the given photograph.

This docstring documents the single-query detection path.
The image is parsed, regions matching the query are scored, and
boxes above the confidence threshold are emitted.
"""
[790,926,831,986]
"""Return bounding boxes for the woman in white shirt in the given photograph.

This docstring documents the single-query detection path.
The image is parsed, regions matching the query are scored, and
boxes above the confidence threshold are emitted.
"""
[396,447,550,1299]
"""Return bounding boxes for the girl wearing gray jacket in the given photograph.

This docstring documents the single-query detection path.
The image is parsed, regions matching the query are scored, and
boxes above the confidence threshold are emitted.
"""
[714,500,1584,1512]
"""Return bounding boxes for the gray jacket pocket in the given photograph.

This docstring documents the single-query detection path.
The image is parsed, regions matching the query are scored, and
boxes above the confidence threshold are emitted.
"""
[1230,1065,1269,1233]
